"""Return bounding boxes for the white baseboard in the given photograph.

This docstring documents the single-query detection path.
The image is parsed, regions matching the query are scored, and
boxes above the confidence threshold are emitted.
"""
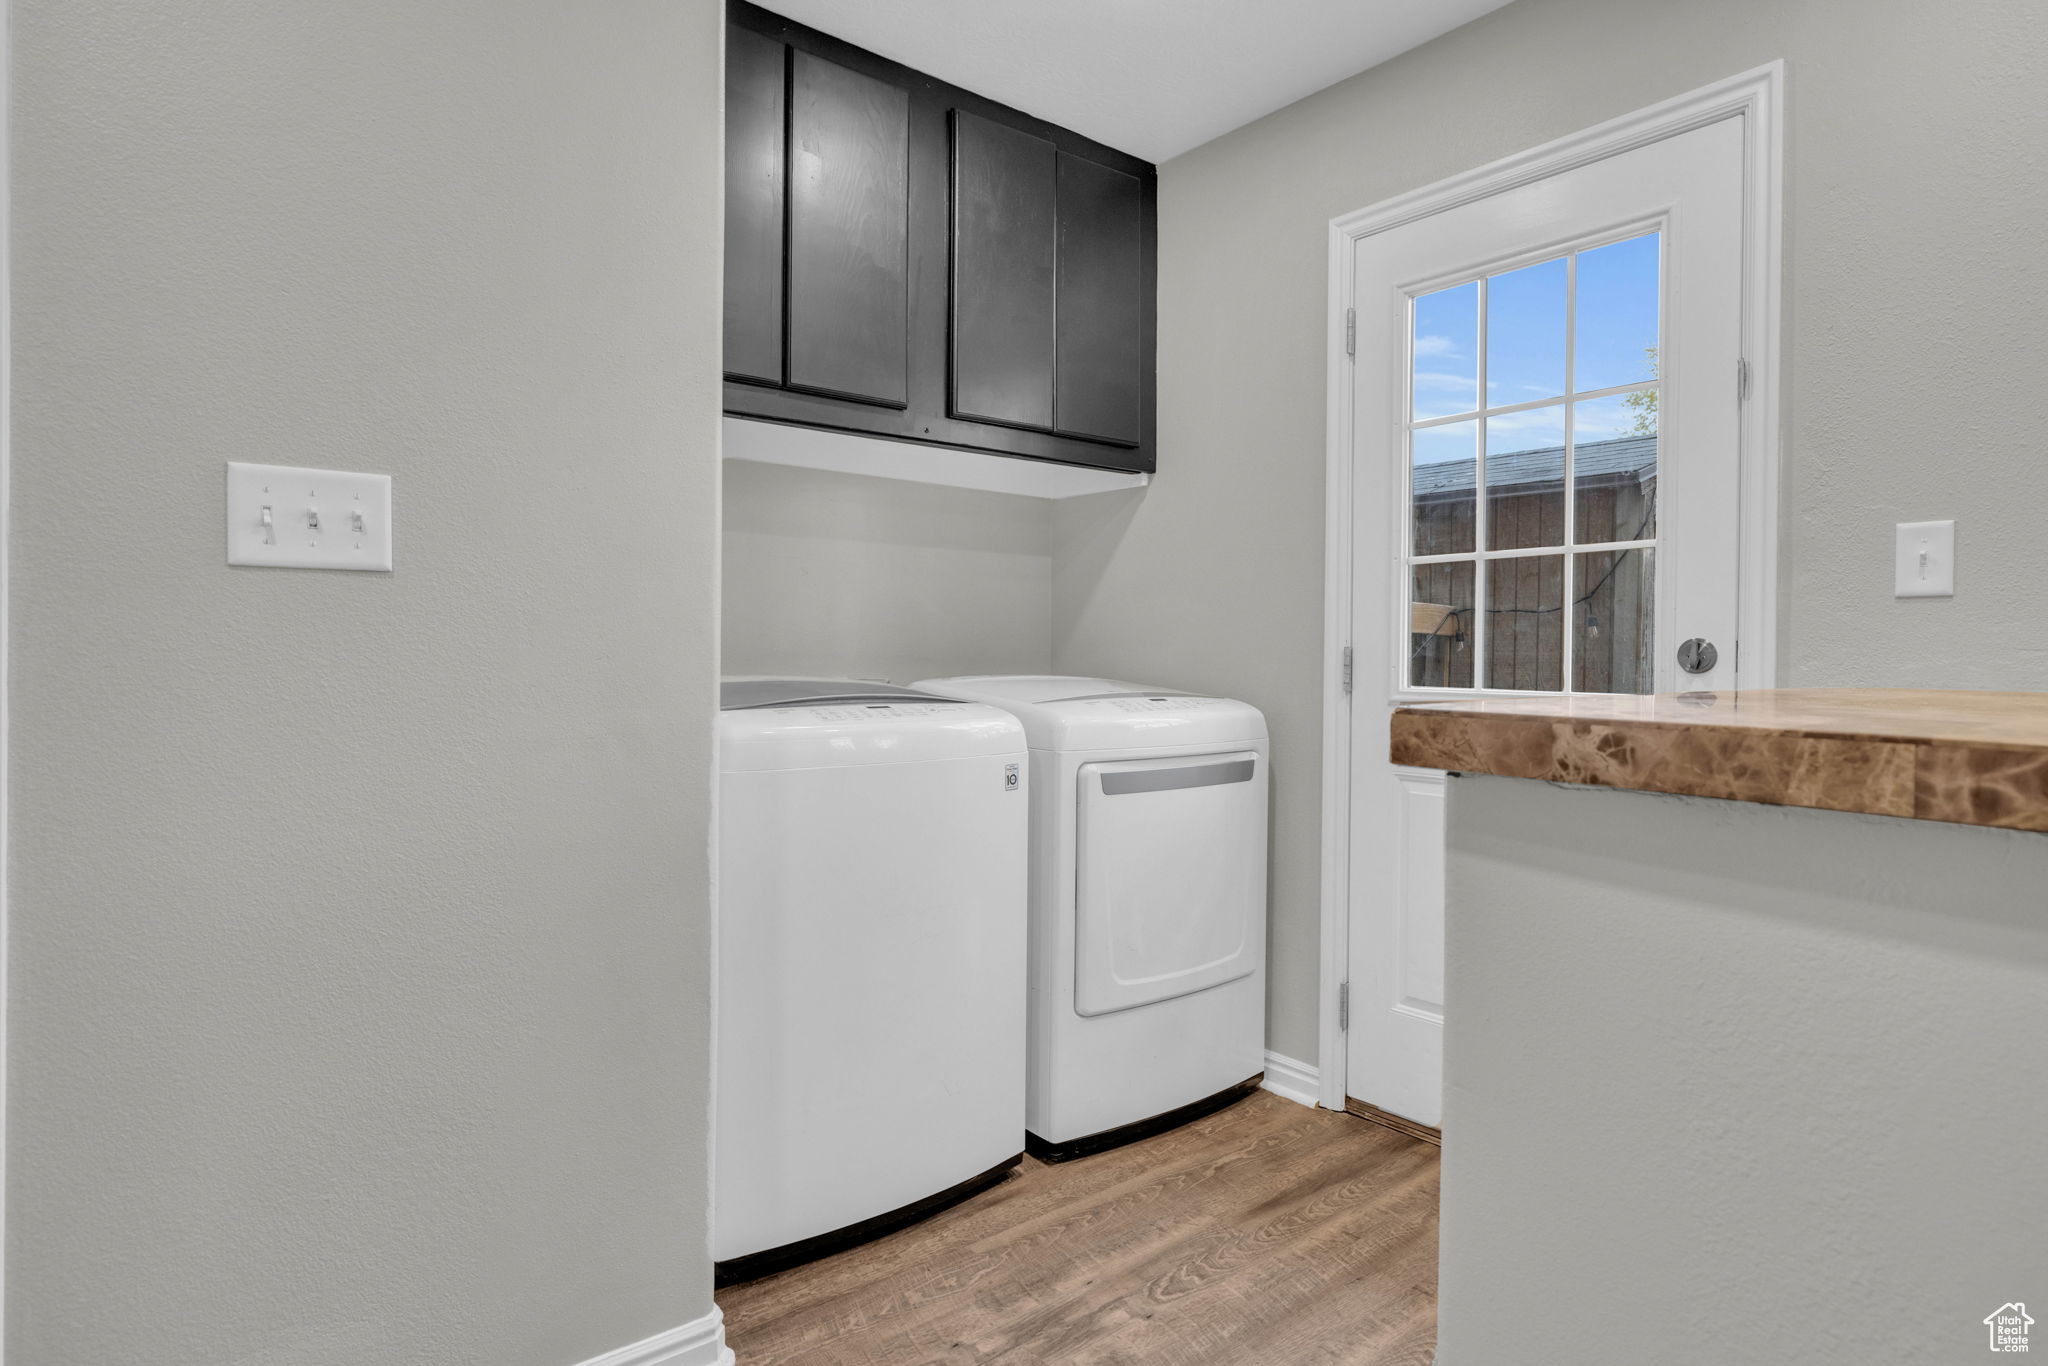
[572,1306,732,1366]
[1261,1050,1321,1109]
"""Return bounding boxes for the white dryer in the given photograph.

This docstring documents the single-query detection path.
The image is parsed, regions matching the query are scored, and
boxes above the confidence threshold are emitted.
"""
[913,675,1267,1160]
[715,679,1028,1283]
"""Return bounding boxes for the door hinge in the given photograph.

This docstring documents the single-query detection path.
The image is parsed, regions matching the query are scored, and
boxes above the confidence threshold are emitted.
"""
[1341,644,1354,695]
[1345,307,1356,358]
[1736,356,1750,401]
[1338,981,1351,1031]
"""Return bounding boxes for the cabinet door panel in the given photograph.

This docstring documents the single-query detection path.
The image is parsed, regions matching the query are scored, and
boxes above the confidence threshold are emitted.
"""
[1055,154,1144,446]
[950,111,1056,430]
[723,26,786,385]
[786,51,911,408]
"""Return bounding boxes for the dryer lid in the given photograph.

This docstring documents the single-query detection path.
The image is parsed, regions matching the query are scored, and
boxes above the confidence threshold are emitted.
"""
[719,678,955,711]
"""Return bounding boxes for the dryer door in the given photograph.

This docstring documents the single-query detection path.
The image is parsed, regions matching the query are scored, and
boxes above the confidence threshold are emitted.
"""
[1074,750,1266,1017]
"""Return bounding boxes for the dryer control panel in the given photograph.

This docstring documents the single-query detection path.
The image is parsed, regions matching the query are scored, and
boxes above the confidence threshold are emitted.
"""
[791,702,973,724]
[1092,697,1218,714]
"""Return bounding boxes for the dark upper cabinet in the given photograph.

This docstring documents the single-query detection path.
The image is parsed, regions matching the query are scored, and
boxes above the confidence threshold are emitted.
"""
[950,112,1057,431]
[723,24,785,386]
[1055,154,1145,446]
[723,2,1156,474]
[786,51,911,408]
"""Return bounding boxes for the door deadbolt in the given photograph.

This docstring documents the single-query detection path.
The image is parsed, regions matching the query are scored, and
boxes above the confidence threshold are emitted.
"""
[1677,637,1718,675]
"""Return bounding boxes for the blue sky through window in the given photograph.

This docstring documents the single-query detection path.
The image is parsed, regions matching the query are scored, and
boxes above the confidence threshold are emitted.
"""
[1487,258,1565,403]
[1575,234,1660,391]
[1412,232,1659,464]
[1411,281,1478,421]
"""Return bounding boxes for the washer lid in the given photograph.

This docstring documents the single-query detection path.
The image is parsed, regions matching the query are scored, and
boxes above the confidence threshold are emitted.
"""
[720,678,954,711]
[719,677,1023,772]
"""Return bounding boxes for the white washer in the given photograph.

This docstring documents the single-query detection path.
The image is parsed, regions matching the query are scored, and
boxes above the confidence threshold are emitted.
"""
[715,679,1028,1282]
[913,675,1267,1159]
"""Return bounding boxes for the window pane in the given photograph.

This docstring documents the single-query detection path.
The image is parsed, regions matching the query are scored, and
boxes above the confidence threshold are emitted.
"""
[1574,233,1659,392]
[1410,561,1474,689]
[1574,548,1655,694]
[1412,420,1477,555]
[1487,256,1566,405]
[1571,391,1657,543]
[1486,405,1566,550]
[1485,555,1563,691]
[1412,281,1479,420]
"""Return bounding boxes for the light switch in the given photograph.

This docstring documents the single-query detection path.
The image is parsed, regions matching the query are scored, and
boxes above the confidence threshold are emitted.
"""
[1894,519,1953,598]
[227,462,392,571]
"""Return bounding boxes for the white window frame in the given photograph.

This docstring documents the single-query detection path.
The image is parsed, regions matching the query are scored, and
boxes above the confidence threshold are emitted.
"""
[1396,218,1669,702]
[1316,64,1784,1112]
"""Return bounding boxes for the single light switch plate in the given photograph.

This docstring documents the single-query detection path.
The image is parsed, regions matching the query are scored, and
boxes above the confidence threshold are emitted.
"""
[1894,519,1954,598]
[227,462,393,571]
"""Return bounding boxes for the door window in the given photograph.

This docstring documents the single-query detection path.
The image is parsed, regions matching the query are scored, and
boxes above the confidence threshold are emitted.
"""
[1406,231,1660,692]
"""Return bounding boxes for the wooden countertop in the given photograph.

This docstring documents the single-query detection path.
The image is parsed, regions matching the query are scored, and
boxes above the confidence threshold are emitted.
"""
[1390,689,2048,833]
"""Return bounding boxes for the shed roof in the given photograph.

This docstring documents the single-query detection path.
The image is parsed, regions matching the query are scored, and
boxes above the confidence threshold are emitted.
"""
[1413,433,1657,497]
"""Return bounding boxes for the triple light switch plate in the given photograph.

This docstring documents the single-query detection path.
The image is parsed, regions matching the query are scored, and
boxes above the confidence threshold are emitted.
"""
[226,462,393,571]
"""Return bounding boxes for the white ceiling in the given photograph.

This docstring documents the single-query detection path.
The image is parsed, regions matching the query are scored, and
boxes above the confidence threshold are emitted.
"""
[755,0,1517,162]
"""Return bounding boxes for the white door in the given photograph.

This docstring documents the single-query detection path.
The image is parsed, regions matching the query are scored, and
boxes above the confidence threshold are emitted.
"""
[1344,116,1749,1128]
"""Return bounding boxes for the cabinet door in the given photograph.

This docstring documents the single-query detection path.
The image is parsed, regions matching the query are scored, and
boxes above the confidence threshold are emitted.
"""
[786,51,911,408]
[1055,154,1145,446]
[950,111,1056,430]
[723,25,786,385]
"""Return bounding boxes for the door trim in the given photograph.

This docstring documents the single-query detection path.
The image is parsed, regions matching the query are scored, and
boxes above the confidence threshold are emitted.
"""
[1316,63,1784,1111]
[2,2,15,1344]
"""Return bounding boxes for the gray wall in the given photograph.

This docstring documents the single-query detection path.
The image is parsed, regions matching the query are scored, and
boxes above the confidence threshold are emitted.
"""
[8,2,725,1363]
[1055,0,2048,1063]
[1439,776,2048,1364]
[724,459,1053,684]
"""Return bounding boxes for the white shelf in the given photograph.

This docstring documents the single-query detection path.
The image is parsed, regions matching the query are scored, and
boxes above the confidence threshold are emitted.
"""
[722,417,1149,500]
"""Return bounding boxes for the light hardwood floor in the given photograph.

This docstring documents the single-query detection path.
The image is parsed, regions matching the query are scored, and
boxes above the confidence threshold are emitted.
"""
[721,1090,1440,1365]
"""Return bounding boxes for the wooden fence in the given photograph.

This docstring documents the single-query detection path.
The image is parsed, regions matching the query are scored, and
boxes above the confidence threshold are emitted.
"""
[1408,436,1656,693]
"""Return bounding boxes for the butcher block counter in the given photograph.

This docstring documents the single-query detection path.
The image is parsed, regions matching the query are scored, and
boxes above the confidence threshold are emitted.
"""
[1390,687,2048,832]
